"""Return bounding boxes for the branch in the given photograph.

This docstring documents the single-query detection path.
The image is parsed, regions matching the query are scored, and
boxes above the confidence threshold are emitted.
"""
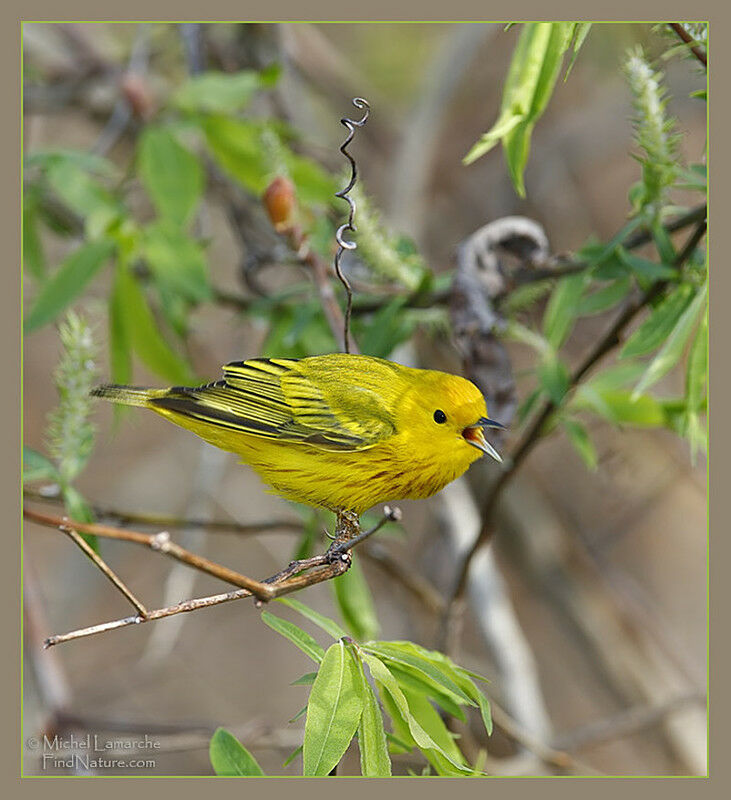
[668,23,707,68]
[26,506,398,648]
[552,691,705,753]
[23,487,302,535]
[61,524,148,617]
[25,506,281,600]
[210,204,706,318]
[437,216,707,649]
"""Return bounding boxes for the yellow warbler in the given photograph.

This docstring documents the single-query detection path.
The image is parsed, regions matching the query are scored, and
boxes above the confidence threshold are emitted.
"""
[92,354,504,515]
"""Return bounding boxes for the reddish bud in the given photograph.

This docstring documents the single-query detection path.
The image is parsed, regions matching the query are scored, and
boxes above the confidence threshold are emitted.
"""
[262,176,296,230]
[121,73,156,121]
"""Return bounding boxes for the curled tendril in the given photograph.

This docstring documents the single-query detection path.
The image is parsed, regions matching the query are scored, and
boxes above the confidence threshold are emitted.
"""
[333,97,370,353]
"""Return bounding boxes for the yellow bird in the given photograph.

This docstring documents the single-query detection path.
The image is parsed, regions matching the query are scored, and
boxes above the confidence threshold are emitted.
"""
[92,354,504,515]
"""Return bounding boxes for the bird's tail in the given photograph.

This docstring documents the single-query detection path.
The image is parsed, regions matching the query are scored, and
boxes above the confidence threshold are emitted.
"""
[90,384,169,407]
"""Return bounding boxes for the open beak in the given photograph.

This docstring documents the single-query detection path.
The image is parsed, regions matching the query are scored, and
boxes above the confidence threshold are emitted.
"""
[462,417,505,463]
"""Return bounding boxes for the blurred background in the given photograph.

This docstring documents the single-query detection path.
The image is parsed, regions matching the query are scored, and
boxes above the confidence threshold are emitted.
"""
[22,22,707,776]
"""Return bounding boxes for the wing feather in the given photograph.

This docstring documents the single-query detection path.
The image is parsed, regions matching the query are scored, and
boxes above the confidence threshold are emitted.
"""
[148,356,396,451]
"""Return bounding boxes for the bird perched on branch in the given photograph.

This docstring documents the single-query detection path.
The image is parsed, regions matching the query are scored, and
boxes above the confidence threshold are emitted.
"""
[92,354,504,515]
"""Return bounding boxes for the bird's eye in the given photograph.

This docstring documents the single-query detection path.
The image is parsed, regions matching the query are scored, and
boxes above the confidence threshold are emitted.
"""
[433,409,447,424]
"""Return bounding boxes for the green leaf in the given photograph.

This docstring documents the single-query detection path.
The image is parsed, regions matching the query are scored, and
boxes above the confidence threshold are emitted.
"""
[632,282,707,398]
[24,239,115,333]
[517,388,542,425]
[23,447,58,483]
[564,23,592,79]
[291,671,318,686]
[286,153,336,207]
[364,654,471,772]
[538,354,570,406]
[23,188,46,279]
[400,687,472,776]
[46,159,117,220]
[563,419,598,470]
[363,642,475,707]
[141,222,211,303]
[332,557,380,642]
[276,597,348,640]
[576,277,631,316]
[617,249,678,284]
[503,320,550,354]
[203,116,270,194]
[582,361,647,392]
[303,640,364,776]
[573,387,666,427]
[113,266,194,384]
[464,23,574,197]
[282,744,303,769]
[209,728,265,776]
[543,272,588,348]
[260,610,325,664]
[382,662,467,722]
[173,70,269,114]
[357,663,392,776]
[364,654,440,754]
[138,127,203,228]
[620,284,694,359]
[25,149,117,177]
[652,220,677,264]
[384,643,493,737]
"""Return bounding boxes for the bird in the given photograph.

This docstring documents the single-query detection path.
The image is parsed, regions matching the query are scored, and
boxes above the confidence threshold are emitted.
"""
[91,354,505,515]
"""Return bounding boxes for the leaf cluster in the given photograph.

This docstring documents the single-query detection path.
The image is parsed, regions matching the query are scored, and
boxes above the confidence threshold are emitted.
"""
[212,596,492,776]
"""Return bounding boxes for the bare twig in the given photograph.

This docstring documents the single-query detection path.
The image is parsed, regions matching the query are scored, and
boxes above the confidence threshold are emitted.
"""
[61,524,148,617]
[25,506,279,600]
[24,479,302,537]
[668,23,707,68]
[437,217,707,648]
[208,204,706,319]
[552,691,705,752]
[489,699,601,775]
[28,506,399,648]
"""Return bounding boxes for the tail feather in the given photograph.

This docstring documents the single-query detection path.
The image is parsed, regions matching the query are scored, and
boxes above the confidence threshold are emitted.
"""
[91,384,168,407]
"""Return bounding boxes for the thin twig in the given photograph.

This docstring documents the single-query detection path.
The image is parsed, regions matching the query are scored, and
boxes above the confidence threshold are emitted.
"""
[23,487,302,534]
[489,700,601,775]
[668,23,707,68]
[209,204,706,317]
[552,691,706,752]
[61,524,148,617]
[25,506,278,600]
[29,507,399,648]
[437,218,707,648]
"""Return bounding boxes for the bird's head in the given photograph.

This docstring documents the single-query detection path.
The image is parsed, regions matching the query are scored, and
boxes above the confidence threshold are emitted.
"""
[398,369,505,465]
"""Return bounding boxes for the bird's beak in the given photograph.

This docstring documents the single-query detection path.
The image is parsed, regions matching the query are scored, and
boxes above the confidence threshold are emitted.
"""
[462,417,505,463]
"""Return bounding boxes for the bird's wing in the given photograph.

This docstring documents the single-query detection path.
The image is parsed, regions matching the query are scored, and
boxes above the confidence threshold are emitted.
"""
[149,357,394,451]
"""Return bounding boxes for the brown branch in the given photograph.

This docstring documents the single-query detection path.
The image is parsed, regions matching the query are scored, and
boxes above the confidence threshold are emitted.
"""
[210,204,706,317]
[668,23,707,68]
[23,487,302,535]
[489,700,601,775]
[552,691,705,753]
[61,524,148,617]
[28,507,397,648]
[24,506,278,601]
[437,217,707,650]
